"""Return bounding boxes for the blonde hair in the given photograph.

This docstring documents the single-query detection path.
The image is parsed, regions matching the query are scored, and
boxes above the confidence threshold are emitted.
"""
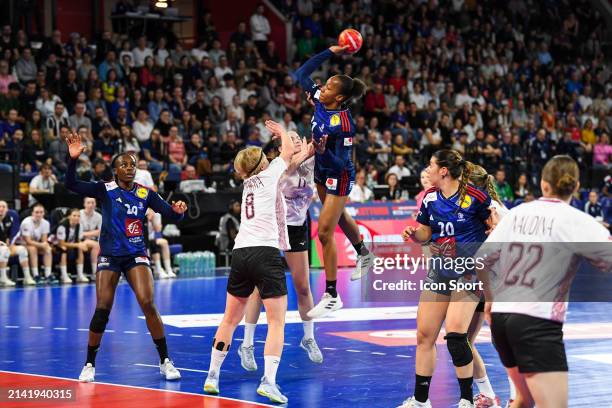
[235,146,265,178]
[541,155,579,198]
[469,164,502,205]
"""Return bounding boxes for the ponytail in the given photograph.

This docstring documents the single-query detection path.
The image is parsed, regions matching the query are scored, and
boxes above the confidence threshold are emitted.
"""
[457,160,473,208]
[468,163,502,205]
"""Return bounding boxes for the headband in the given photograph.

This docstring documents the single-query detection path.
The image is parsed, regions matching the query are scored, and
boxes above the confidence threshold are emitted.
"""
[247,150,264,176]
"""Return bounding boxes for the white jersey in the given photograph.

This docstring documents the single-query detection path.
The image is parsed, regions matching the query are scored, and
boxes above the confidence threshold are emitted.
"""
[280,157,315,226]
[483,198,611,322]
[56,224,83,243]
[80,210,102,240]
[234,157,289,250]
[18,216,50,242]
[490,199,509,218]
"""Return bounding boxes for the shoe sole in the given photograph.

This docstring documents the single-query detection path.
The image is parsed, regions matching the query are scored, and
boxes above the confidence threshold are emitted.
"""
[237,348,257,371]
[79,377,94,382]
[257,388,287,404]
[204,384,219,394]
[299,343,323,364]
[307,302,343,319]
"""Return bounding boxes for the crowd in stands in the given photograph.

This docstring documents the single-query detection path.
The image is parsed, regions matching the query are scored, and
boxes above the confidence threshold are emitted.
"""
[0,0,610,227]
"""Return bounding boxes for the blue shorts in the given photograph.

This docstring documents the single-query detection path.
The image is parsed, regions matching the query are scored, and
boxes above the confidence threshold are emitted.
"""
[314,166,355,196]
[96,254,151,274]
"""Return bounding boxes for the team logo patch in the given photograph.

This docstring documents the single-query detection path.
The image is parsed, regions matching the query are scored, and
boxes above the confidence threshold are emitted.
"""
[326,178,338,190]
[460,195,472,209]
[125,218,143,237]
[135,256,150,265]
[136,187,148,199]
[344,137,353,146]
[330,114,340,127]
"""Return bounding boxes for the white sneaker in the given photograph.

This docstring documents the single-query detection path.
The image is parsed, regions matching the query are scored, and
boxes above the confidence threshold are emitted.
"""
[307,292,343,319]
[160,358,181,380]
[458,399,475,408]
[237,344,257,371]
[203,370,219,394]
[257,376,288,404]
[76,276,90,283]
[166,270,177,278]
[79,363,95,382]
[474,393,502,408]
[351,251,376,281]
[60,276,73,284]
[157,270,169,279]
[0,278,16,287]
[300,337,323,363]
[396,396,432,408]
[23,277,36,286]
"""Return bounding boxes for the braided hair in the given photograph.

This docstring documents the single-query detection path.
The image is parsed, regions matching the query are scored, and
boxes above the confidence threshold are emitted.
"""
[433,149,473,207]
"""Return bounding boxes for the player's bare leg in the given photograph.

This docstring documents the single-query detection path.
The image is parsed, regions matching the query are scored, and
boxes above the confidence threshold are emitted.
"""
[83,239,99,280]
[524,372,567,408]
[75,248,88,282]
[59,252,73,284]
[506,367,534,408]
[79,269,120,382]
[469,312,500,407]
[239,289,262,371]
[156,238,176,277]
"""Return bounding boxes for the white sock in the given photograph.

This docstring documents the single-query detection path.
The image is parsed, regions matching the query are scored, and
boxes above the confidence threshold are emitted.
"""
[76,264,85,279]
[31,266,39,277]
[264,355,280,385]
[0,267,7,281]
[163,259,173,274]
[22,266,31,280]
[303,320,314,340]
[243,323,257,347]
[155,260,164,275]
[60,265,69,280]
[475,376,495,398]
[44,266,52,278]
[208,348,227,374]
[508,375,516,399]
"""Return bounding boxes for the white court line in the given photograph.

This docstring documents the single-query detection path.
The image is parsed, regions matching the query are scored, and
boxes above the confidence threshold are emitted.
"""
[77,328,89,331]
[106,330,115,333]
[168,333,182,337]
[123,331,138,334]
[322,347,337,350]
[371,352,386,355]
[53,327,68,331]
[29,326,43,329]
[190,335,205,338]
[0,369,276,407]
[134,363,208,373]
[396,355,412,358]
[346,349,362,353]
[5,325,19,328]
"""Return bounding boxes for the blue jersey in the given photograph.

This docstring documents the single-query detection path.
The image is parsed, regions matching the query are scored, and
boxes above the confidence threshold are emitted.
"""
[416,185,491,275]
[65,159,182,257]
[293,49,355,178]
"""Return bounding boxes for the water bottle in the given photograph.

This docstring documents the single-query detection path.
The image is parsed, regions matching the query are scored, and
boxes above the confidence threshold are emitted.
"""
[210,251,216,274]
[186,252,193,276]
[195,252,202,276]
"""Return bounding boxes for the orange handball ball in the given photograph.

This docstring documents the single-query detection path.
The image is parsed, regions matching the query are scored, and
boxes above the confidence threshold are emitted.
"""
[338,28,363,54]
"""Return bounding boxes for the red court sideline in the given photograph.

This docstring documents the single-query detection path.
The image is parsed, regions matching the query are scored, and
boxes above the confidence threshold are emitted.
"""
[0,371,272,408]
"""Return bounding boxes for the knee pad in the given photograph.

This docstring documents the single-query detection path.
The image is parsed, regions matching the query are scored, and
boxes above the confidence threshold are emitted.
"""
[89,308,110,333]
[444,332,473,367]
[15,246,28,262]
[0,246,9,262]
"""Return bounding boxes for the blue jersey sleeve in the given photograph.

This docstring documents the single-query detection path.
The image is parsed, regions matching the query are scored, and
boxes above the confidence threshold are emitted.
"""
[416,199,431,226]
[65,158,105,200]
[476,196,492,222]
[147,191,184,222]
[292,49,333,97]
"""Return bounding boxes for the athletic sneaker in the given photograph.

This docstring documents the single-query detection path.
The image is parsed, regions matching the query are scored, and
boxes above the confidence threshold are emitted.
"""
[166,270,177,278]
[307,293,343,319]
[257,376,288,404]
[45,275,59,285]
[396,396,432,408]
[300,337,323,363]
[78,363,95,382]
[156,270,169,279]
[23,277,36,286]
[60,276,73,284]
[474,393,501,408]
[458,399,475,408]
[238,344,257,371]
[160,358,181,380]
[0,277,16,287]
[351,252,376,281]
[76,276,90,283]
[203,370,219,394]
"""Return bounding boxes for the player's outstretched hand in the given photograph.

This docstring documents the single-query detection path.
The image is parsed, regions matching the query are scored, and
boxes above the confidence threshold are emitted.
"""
[312,134,328,154]
[401,225,418,242]
[329,45,350,55]
[65,130,84,160]
[171,200,188,214]
[305,92,315,107]
[265,120,285,139]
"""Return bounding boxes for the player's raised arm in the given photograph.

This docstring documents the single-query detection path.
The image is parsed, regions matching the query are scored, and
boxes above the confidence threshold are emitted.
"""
[265,120,295,167]
[292,45,349,92]
[64,131,104,199]
[147,191,187,223]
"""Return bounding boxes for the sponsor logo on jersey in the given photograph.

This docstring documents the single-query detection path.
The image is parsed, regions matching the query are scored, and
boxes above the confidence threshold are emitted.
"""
[326,178,338,190]
[136,187,148,199]
[125,218,143,237]
[135,256,150,265]
[99,257,107,263]
[318,124,325,132]
[116,197,122,203]
[457,212,465,222]
[330,114,340,127]
[344,137,353,146]
[460,195,472,209]
[349,181,355,191]
[105,181,118,191]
